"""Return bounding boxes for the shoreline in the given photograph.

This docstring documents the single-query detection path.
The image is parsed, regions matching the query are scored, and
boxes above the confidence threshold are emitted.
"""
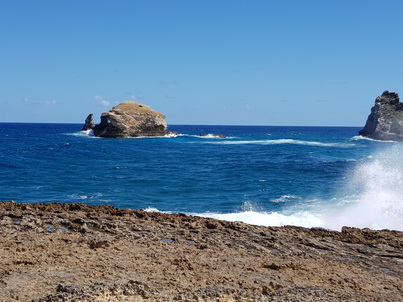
[1,201,402,301]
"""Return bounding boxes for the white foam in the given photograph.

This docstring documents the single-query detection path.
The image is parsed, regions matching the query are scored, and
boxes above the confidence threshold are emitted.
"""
[198,211,324,228]
[207,139,354,148]
[198,134,226,138]
[187,147,403,231]
[351,135,396,143]
[270,195,298,203]
[321,145,403,231]
[66,130,98,138]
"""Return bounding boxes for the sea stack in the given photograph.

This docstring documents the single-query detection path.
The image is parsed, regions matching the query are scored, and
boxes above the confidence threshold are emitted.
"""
[359,91,403,141]
[90,101,170,138]
[82,113,95,131]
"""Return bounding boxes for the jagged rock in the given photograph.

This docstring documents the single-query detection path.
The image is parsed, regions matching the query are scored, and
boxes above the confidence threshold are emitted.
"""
[92,101,170,138]
[81,114,95,131]
[359,91,403,141]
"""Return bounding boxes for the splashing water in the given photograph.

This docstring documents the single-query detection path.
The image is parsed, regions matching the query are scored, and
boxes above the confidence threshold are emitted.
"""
[199,146,403,231]
[324,145,403,230]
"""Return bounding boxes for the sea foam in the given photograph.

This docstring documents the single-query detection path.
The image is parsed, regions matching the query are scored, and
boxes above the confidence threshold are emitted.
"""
[196,145,403,231]
[207,139,354,148]
[322,145,403,231]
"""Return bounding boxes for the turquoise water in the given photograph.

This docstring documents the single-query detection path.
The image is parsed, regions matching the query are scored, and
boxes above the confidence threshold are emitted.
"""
[1,123,402,231]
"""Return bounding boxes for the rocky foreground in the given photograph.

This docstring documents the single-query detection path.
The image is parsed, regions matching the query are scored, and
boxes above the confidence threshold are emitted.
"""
[0,201,402,302]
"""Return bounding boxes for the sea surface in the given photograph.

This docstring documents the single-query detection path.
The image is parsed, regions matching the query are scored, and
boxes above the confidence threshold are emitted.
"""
[1,123,402,231]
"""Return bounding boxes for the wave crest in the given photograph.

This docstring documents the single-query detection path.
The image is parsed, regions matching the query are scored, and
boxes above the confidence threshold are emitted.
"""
[208,139,354,148]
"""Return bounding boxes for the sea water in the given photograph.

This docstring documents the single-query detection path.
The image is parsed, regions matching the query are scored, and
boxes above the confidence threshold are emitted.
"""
[0,123,402,231]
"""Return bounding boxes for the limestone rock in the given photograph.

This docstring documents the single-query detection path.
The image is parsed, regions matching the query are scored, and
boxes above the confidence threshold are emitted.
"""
[92,101,170,138]
[359,91,403,141]
[81,114,95,131]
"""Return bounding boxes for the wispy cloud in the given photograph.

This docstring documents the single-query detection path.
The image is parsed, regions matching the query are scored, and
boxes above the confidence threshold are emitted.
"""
[159,80,178,86]
[43,99,58,106]
[94,95,111,107]
[23,98,59,106]
[125,92,144,101]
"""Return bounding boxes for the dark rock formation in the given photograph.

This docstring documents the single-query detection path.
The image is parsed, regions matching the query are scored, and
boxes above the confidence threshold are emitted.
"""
[359,91,403,141]
[91,101,170,138]
[81,114,95,131]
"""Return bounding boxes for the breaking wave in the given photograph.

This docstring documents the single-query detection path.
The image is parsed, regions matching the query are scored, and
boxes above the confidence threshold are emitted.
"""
[207,139,354,148]
[202,145,403,231]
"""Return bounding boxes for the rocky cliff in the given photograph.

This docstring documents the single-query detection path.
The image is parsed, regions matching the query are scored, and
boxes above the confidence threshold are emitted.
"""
[90,101,170,138]
[359,91,403,141]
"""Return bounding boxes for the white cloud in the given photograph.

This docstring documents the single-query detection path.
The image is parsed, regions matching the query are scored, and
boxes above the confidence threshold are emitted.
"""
[94,95,111,107]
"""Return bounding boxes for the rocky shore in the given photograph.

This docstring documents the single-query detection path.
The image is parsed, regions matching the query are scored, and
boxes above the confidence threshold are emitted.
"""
[0,201,402,301]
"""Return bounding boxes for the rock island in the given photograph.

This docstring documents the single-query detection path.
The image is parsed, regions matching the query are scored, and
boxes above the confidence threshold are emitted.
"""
[84,101,171,138]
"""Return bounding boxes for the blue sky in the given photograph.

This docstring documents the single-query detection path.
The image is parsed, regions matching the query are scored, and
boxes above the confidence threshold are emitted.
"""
[1,0,402,126]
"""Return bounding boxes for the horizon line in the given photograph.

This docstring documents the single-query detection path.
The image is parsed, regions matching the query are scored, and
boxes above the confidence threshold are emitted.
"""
[0,122,362,128]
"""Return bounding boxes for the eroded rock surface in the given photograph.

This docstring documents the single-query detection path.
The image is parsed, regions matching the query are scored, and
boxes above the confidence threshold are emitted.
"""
[0,201,402,301]
[359,91,403,141]
[92,101,170,138]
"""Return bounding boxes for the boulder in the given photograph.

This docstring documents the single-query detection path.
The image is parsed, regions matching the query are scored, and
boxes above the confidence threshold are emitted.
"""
[92,101,170,138]
[81,114,95,131]
[359,91,403,141]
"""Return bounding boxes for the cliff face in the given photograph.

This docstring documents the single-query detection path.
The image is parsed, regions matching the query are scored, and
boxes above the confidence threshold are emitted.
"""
[359,91,403,141]
[92,101,170,138]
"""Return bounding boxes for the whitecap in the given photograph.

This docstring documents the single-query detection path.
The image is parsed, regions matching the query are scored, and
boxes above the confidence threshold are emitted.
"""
[207,139,354,148]
[144,207,161,213]
[271,195,298,203]
[65,130,98,138]
[351,135,396,143]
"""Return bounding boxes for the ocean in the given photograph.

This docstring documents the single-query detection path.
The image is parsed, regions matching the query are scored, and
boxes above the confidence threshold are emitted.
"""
[1,123,402,231]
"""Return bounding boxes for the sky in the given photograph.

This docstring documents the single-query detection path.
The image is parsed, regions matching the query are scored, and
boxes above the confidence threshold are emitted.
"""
[0,0,402,126]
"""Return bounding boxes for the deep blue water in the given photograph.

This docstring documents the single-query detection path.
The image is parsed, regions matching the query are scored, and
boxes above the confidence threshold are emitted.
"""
[1,123,402,230]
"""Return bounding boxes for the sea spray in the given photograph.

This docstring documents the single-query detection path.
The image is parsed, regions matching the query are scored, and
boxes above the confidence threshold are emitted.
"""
[324,145,403,231]
[198,145,403,231]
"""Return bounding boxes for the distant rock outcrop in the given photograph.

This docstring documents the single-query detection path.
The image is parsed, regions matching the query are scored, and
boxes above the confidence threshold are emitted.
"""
[82,114,95,131]
[90,101,170,138]
[359,91,403,141]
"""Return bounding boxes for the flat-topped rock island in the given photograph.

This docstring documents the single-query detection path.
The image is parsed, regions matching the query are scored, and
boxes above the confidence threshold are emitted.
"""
[84,101,172,138]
